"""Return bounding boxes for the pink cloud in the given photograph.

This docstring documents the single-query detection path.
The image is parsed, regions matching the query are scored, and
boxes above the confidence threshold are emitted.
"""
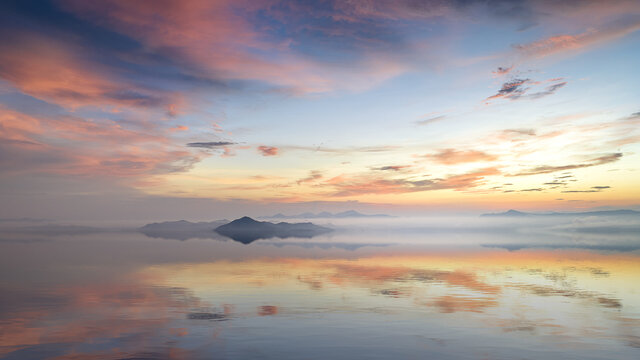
[0,107,200,178]
[257,145,279,156]
[0,34,180,113]
[514,19,640,59]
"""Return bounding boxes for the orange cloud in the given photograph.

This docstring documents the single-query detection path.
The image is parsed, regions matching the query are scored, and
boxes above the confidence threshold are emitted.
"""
[169,125,189,132]
[429,295,498,313]
[322,167,500,197]
[428,149,498,165]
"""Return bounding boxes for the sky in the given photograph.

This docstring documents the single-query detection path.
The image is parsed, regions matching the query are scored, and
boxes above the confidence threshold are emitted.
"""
[0,0,639,221]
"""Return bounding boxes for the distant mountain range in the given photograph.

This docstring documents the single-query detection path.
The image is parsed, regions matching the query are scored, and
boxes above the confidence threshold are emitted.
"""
[264,210,393,219]
[139,217,332,243]
[139,220,228,240]
[215,217,332,244]
[481,209,640,217]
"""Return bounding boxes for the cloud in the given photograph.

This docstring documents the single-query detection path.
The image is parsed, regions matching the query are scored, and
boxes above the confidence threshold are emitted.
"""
[513,18,640,60]
[486,78,530,101]
[187,141,236,149]
[286,145,399,155]
[430,295,498,313]
[0,32,182,114]
[561,190,598,193]
[562,186,611,193]
[527,81,568,99]
[257,145,279,156]
[297,170,323,185]
[428,149,498,165]
[492,66,513,76]
[170,125,189,132]
[325,167,500,197]
[0,107,201,178]
[416,115,446,126]
[486,77,568,102]
[512,153,623,176]
[372,165,412,171]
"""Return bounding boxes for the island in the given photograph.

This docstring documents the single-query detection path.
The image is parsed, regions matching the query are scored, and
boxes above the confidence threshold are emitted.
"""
[139,220,228,240]
[215,216,333,244]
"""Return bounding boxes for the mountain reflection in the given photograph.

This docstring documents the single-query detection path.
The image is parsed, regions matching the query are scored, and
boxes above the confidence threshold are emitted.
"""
[0,235,639,359]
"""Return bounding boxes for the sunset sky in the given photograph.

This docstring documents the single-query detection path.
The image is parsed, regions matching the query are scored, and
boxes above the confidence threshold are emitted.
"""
[1,0,639,220]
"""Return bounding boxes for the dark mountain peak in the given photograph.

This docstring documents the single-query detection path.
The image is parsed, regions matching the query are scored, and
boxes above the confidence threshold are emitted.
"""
[481,209,530,217]
[215,217,332,244]
[335,210,362,217]
[231,216,261,225]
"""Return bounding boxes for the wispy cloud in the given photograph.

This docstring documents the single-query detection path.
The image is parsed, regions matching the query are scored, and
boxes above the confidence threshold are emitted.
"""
[485,78,566,102]
[513,18,640,60]
[416,115,446,126]
[297,170,323,185]
[487,78,530,101]
[323,167,500,197]
[428,149,498,165]
[372,165,412,172]
[187,141,236,149]
[512,153,623,176]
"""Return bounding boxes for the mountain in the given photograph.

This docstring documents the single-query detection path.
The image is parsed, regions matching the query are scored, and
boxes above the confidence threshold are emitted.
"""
[215,217,332,244]
[263,210,392,219]
[481,209,640,217]
[481,209,530,217]
[139,220,228,240]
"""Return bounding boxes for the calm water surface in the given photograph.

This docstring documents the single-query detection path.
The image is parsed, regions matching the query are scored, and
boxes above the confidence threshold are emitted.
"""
[1,229,639,359]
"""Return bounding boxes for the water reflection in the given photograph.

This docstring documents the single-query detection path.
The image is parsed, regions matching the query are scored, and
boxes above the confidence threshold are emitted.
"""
[0,233,639,359]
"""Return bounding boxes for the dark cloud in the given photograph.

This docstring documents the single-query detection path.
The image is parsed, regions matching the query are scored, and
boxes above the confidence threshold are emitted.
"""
[372,165,411,171]
[486,78,567,102]
[520,188,543,192]
[512,153,622,176]
[562,186,611,193]
[486,78,530,101]
[527,81,567,99]
[187,141,236,149]
[562,190,599,193]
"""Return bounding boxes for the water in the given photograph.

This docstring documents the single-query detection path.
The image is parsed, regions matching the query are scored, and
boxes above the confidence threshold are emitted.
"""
[1,222,639,359]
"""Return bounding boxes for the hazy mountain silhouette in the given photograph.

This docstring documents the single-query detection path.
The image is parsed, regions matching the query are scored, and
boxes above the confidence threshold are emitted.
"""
[139,220,228,240]
[215,217,332,244]
[481,209,639,217]
[265,210,392,219]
